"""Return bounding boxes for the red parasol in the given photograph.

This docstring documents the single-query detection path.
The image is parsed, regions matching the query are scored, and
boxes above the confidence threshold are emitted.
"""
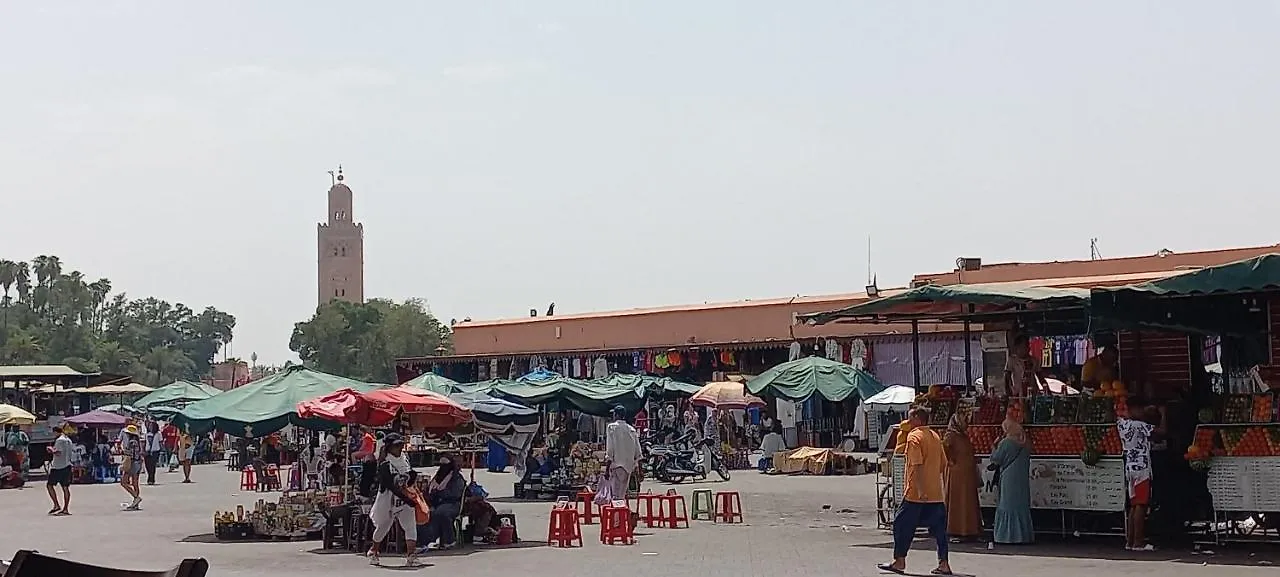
[361,386,473,432]
[297,388,396,426]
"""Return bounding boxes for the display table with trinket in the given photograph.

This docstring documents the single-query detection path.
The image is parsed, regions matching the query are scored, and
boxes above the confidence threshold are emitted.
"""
[214,490,329,541]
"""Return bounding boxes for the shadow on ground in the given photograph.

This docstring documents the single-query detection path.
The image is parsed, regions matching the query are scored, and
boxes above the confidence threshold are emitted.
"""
[850,536,1280,568]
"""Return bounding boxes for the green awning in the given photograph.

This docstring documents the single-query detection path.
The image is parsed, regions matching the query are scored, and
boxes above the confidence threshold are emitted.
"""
[173,365,386,437]
[594,373,701,397]
[488,376,646,416]
[1090,254,1280,336]
[1095,253,1280,297]
[401,373,461,395]
[133,380,222,409]
[801,284,1090,325]
[746,356,886,402]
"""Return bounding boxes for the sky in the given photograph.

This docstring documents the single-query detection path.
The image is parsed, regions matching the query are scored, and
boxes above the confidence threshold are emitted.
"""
[4,1,1280,364]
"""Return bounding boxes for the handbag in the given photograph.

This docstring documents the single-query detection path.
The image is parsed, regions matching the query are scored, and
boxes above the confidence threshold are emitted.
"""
[405,486,431,525]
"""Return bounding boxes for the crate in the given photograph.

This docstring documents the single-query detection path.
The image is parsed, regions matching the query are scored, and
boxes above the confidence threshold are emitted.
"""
[215,521,255,540]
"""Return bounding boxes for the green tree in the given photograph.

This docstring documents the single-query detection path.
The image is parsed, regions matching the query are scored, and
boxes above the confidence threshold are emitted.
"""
[0,254,236,386]
[289,298,452,383]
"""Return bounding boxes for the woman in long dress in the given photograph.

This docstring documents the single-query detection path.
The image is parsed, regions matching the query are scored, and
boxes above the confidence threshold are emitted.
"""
[989,419,1034,544]
[942,412,982,540]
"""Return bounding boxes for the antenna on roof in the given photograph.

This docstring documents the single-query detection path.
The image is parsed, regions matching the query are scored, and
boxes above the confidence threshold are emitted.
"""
[865,236,879,298]
[1090,238,1102,260]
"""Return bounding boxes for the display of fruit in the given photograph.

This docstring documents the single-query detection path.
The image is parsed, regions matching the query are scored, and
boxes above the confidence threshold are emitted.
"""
[1100,427,1122,455]
[1197,407,1217,424]
[1113,396,1129,418]
[1080,398,1114,424]
[974,397,1003,425]
[1230,426,1274,457]
[1192,426,1217,454]
[1251,394,1274,423]
[1220,428,1245,454]
[1222,395,1252,424]
[1267,427,1280,454]
[966,425,1001,453]
[1006,399,1027,424]
[1052,397,1079,424]
[928,401,954,426]
[1031,397,1054,424]
[1081,447,1102,466]
[1033,425,1085,455]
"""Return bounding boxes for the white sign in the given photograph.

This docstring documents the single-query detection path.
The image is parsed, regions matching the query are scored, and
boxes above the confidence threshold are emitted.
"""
[892,455,1126,512]
[1207,457,1280,512]
[980,332,1008,351]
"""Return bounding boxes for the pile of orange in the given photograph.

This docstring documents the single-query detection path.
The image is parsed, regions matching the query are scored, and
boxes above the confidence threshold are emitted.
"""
[1099,427,1122,454]
[1029,425,1086,455]
[1113,396,1130,419]
[1252,394,1274,423]
[1226,426,1276,457]
[966,425,1001,453]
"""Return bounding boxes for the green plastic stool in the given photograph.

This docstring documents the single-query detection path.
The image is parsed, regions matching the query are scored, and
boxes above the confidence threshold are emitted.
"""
[691,489,714,521]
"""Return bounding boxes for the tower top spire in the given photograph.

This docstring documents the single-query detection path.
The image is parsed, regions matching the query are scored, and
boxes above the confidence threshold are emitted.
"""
[337,164,344,182]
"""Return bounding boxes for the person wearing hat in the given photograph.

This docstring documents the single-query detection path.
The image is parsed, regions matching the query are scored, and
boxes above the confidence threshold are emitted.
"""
[604,405,642,499]
[417,452,466,552]
[367,433,419,566]
[119,424,143,510]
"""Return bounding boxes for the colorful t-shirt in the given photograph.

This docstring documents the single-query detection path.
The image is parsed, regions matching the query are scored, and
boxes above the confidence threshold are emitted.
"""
[1117,418,1154,485]
[904,427,945,503]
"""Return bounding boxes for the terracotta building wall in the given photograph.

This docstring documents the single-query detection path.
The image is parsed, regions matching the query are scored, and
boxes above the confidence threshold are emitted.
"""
[914,245,1280,286]
[452,295,951,356]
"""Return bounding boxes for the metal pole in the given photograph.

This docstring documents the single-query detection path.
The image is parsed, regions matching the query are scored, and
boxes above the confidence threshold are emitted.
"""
[912,320,922,388]
[964,306,974,391]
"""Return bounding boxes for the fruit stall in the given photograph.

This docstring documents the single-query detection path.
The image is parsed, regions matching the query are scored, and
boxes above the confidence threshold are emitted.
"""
[1185,392,1280,543]
[889,391,1133,535]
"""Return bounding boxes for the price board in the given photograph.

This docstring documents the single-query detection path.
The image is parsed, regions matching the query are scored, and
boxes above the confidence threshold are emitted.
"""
[1207,457,1280,512]
[892,455,1125,512]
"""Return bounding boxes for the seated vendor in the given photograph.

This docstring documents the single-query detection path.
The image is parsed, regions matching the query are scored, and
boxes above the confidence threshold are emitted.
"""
[417,454,467,551]
[462,482,501,542]
[0,454,23,489]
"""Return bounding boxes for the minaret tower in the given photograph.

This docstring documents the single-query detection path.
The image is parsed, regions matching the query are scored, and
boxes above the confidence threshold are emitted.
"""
[317,165,365,305]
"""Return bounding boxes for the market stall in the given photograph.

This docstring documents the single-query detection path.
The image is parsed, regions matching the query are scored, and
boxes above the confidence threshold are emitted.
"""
[133,380,222,410]
[1091,254,1280,543]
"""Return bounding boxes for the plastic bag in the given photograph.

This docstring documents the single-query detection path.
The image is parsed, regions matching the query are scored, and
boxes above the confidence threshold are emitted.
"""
[593,473,613,505]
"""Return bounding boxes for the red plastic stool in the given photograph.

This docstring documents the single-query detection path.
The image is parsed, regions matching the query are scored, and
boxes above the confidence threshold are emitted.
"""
[576,490,597,524]
[635,492,664,528]
[599,505,634,545]
[239,465,256,491]
[659,489,689,528]
[714,491,743,523]
[258,464,281,491]
[547,504,583,548]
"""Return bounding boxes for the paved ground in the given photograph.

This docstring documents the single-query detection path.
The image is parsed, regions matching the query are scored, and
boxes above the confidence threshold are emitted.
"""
[2,463,1278,577]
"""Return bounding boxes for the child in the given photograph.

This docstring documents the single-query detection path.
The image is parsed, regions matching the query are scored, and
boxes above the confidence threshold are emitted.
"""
[1117,405,1164,551]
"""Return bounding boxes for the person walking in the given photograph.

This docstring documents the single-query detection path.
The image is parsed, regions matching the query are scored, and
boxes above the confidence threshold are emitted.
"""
[604,405,642,498]
[367,434,419,566]
[143,421,162,485]
[879,407,952,576]
[119,425,143,510]
[178,432,194,483]
[46,424,74,515]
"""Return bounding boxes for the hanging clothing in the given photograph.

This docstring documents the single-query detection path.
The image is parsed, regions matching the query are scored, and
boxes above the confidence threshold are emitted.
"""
[788,342,802,361]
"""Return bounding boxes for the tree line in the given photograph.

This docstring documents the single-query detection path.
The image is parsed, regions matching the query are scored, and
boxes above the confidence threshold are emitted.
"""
[289,298,453,384]
[0,255,236,386]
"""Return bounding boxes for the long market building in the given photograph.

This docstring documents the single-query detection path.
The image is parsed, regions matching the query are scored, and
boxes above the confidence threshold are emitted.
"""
[396,243,1280,447]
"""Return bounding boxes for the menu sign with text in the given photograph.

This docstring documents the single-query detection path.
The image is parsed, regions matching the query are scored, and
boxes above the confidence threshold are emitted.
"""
[892,455,1125,512]
[1207,457,1280,512]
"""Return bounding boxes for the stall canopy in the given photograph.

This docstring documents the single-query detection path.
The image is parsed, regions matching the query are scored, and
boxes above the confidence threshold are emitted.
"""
[65,409,129,428]
[133,380,222,409]
[83,382,155,395]
[174,364,384,437]
[746,356,886,402]
[690,381,766,410]
[490,376,646,415]
[863,385,916,407]
[801,284,1091,325]
[594,373,701,397]
[297,386,472,431]
[400,373,461,395]
[517,368,562,383]
[449,390,540,468]
[0,403,36,425]
[1091,254,1280,336]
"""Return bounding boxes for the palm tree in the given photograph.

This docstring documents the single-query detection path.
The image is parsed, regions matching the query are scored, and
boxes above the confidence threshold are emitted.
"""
[0,260,17,328]
[144,345,193,386]
[88,278,111,333]
[14,262,31,304]
[0,260,17,305]
[0,330,43,364]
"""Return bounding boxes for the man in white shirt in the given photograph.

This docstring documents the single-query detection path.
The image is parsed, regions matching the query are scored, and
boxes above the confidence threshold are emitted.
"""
[604,406,642,499]
[46,425,74,515]
[1118,405,1164,552]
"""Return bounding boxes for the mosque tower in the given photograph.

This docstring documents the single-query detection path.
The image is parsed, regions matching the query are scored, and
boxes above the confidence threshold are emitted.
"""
[317,165,365,305]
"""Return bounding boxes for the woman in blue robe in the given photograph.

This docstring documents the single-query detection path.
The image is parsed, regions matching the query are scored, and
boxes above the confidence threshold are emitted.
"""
[989,419,1033,544]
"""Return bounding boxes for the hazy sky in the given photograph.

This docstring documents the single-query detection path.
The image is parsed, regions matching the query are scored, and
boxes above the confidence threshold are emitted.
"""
[4,2,1280,364]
